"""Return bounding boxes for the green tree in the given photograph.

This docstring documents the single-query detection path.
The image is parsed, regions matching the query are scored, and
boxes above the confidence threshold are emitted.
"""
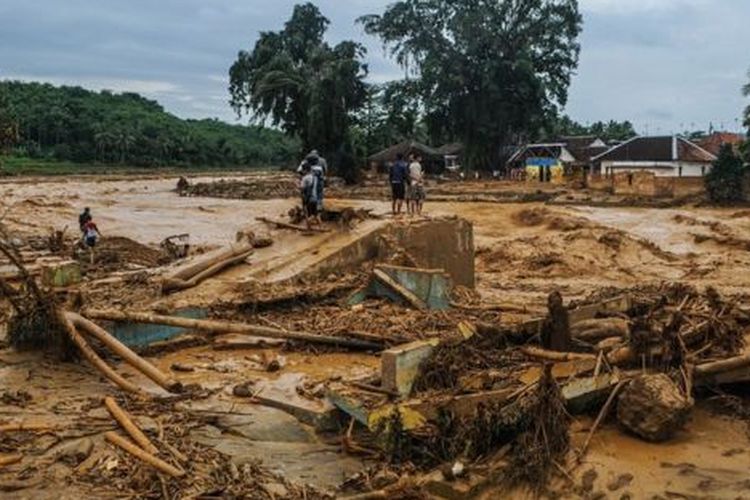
[229,2,368,176]
[360,0,582,171]
[706,144,746,204]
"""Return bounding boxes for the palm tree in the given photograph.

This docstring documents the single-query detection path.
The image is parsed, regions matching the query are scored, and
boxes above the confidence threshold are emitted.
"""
[115,130,135,164]
[94,129,115,162]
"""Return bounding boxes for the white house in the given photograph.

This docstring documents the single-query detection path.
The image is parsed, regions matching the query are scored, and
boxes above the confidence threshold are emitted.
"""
[592,136,716,178]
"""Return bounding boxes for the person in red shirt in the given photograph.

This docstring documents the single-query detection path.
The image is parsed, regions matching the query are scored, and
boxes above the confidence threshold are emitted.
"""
[82,220,102,264]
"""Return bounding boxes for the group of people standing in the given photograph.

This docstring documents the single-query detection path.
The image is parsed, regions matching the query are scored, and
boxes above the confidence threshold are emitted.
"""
[297,149,327,227]
[389,153,425,216]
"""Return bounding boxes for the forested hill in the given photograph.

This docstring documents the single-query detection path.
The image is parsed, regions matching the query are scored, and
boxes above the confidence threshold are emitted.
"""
[0,80,299,168]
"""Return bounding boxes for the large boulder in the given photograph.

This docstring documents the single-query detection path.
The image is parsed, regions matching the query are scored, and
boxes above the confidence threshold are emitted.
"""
[616,374,693,442]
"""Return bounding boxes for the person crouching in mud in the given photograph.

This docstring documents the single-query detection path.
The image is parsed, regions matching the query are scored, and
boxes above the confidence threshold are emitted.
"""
[81,220,102,264]
[300,162,321,229]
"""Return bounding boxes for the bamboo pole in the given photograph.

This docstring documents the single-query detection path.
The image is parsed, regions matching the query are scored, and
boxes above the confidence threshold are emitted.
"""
[56,309,143,395]
[105,432,184,478]
[67,313,181,393]
[104,397,159,455]
[83,309,384,351]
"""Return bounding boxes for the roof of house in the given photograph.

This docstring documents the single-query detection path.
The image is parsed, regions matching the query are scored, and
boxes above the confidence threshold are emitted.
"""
[695,132,746,156]
[367,141,441,163]
[592,136,716,163]
[436,142,464,155]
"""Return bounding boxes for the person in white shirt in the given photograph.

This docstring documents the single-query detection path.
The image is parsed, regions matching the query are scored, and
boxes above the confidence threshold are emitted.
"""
[408,154,425,215]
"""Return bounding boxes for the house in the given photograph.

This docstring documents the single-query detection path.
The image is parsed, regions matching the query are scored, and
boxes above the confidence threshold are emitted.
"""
[506,136,608,182]
[592,135,716,178]
[695,132,745,156]
[368,141,443,173]
[436,143,464,172]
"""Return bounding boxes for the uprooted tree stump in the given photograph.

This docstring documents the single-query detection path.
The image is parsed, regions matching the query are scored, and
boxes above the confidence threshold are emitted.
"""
[616,373,693,442]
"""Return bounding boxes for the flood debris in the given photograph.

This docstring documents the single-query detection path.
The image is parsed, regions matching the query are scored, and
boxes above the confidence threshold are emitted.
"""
[616,374,693,442]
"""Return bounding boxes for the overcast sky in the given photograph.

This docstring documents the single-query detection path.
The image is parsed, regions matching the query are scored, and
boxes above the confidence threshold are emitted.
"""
[1,0,748,135]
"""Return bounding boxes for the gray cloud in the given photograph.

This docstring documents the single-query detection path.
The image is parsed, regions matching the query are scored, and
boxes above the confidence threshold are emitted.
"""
[0,0,747,133]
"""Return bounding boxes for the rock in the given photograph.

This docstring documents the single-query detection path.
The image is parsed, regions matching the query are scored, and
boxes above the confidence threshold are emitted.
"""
[55,438,94,465]
[617,374,693,442]
[607,472,634,492]
[252,235,274,248]
[371,469,400,489]
[581,468,598,493]
[261,481,288,498]
[233,381,256,397]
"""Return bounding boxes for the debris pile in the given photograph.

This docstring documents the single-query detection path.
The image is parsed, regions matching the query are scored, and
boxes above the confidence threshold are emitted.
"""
[184,176,300,200]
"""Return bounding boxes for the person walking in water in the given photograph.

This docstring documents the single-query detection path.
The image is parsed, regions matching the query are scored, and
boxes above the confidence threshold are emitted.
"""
[78,207,92,234]
[81,219,101,264]
[389,153,409,216]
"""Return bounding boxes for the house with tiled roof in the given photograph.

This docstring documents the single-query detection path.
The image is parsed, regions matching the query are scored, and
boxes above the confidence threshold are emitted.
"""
[592,135,716,178]
[695,132,745,156]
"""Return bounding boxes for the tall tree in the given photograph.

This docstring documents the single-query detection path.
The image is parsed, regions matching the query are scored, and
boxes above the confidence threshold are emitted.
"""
[706,144,746,204]
[229,3,369,171]
[0,91,19,155]
[360,0,583,171]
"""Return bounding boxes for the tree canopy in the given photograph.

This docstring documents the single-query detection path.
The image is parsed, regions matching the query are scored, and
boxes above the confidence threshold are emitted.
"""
[0,90,19,156]
[360,0,583,171]
[706,144,746,204]
[0,81,298,168]
[547,116,637,142]
[229,2,369,169]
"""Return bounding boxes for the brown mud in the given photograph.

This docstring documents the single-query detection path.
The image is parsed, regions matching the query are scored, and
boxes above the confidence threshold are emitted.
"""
[2,173,750,498]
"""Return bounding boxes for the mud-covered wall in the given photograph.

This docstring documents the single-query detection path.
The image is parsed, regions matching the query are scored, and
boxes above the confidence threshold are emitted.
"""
[385,217,475,288]
[592,172,706,198]
[297,217,476,288]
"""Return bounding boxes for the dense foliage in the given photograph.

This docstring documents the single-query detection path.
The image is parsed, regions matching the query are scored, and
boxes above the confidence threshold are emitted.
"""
[0,90,19,156]
[706,144,747,204]
[360,0,583,171]
[0,80,298,168]
[547,115,637,142]
[229,2,368,178]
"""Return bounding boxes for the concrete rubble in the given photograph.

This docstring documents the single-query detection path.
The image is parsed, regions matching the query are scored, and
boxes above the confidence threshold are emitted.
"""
[0,174,749,498]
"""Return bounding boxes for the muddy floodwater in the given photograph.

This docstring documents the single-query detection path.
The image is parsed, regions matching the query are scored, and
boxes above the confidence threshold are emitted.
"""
[2,173,750,498]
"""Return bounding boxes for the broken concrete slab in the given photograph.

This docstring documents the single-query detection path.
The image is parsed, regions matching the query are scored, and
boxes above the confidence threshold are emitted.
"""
[381,339,440,396]
[40,260,81,288]
[349,265,452,310]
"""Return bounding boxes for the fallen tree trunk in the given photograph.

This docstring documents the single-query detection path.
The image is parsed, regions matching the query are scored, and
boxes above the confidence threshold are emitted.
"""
[56,310,143,395]
[67,313,181,393]
[695,353,750,376]
[105,432,184,478]
[161,252,253,293]
[571,318,630,341]
[167,243,253,282]
[83,309,384,351]
[104,397,159,455]
[256,216,330,233]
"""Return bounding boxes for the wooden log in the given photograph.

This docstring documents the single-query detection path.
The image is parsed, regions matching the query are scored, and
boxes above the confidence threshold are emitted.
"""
[572,318,630,341]
[83,309,384,351]
[0,422,53,433]
[256,216,330,233]
[104,397,159,455]
[0,454,22,467]
[162,249,254,293]
[520,346,597,362]
[68,313,181,393]
[372,268,427,310]
[168,243,253,282]
[56,309,143,395]
[695,353,750,376]
[104,432,184,478]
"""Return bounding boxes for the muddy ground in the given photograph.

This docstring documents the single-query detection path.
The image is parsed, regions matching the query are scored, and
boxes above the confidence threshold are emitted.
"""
[1,172,750,498]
